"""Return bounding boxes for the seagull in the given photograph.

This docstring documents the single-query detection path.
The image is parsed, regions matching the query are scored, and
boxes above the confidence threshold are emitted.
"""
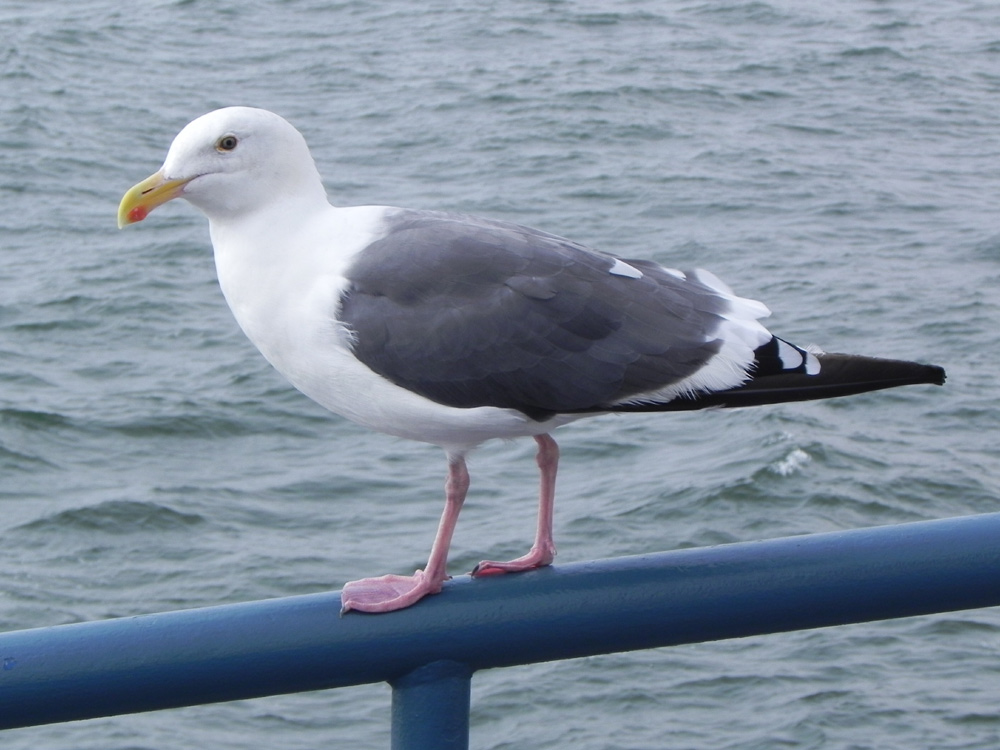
[118,107,945,614]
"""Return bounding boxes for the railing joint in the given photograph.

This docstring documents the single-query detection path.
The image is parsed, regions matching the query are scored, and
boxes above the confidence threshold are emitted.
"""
[391,660,473,750]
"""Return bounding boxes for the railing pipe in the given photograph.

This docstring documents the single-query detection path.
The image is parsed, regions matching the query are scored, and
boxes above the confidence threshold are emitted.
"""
[0,512,998,734]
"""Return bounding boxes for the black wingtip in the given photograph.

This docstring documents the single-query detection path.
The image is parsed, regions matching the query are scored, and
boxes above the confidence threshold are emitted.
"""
[814,353,946,390]
[928,364,947,386]
[608,352,946,414]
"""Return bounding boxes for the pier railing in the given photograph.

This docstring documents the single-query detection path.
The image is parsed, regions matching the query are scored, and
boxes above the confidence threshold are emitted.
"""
[1,512,999,748]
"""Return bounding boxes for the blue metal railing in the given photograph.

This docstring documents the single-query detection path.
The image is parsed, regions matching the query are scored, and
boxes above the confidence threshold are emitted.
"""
[1,512,999,748]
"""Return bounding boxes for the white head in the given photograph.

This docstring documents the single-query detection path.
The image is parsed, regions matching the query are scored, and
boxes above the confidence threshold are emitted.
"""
[119,107,328,227]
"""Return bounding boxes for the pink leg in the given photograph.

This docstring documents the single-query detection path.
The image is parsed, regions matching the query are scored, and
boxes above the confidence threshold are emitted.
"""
[341,454,469,614]
[473,434,558,577]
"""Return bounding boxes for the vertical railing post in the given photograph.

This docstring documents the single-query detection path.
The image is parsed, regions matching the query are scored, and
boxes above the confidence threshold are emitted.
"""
[390,660,473,750]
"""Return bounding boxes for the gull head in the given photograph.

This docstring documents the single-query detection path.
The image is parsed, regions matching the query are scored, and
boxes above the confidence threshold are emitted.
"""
[118,107,326,228]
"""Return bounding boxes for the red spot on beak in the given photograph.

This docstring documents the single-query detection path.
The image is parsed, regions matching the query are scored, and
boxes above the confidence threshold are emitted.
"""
[128,205,149,223]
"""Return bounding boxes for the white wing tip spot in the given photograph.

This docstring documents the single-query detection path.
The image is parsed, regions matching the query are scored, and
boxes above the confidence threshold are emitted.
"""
[805,352,821,375]
[609,258,644,279]
[776,338,804,370]
[777,338,822,375]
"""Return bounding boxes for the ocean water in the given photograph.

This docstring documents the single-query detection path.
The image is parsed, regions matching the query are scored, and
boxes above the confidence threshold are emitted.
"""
[2,0,999,747]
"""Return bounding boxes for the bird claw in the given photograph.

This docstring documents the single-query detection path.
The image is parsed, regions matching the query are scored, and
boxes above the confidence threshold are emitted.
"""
[340,569,444,614]
[471,543,556,577]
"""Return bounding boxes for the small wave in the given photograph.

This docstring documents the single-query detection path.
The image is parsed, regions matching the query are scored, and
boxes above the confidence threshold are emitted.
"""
[18,500,205,535]
[839,45,906,60]
[770,448,812,477]
[0,443,58,472]
[108,413,257,439]
[0,407,73,431]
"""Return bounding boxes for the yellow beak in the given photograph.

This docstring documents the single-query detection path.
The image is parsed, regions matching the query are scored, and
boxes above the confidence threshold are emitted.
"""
[117,170,190,228]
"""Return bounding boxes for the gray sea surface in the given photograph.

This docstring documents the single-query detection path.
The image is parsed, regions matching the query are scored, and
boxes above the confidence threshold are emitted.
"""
[2,1,999,748]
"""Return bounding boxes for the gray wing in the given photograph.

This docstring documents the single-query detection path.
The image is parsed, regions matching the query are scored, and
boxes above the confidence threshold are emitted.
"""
[338,209,728,421]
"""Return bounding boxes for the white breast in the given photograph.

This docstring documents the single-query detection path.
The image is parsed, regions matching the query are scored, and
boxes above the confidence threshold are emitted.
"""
[209,204,567,454]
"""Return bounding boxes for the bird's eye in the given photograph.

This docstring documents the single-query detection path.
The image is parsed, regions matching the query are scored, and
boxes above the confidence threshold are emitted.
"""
[216,135,239,152]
